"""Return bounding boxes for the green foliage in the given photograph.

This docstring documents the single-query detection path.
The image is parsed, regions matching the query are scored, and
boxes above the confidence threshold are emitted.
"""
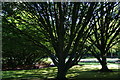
[39,58,52,65]
[2,2,96,76]
[2,19,48,68]
[87,2,120,71]
[2,2,120,79]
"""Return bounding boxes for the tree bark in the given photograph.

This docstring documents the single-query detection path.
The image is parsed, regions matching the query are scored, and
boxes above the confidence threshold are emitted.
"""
[100,56,112,72]
[56,66,68,80]
[101,63,109,71]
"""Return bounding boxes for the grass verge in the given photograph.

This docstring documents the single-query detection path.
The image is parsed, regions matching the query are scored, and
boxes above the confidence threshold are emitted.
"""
[2,63,120,80]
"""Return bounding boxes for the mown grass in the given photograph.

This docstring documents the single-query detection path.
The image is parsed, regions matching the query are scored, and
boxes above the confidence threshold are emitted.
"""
[67,65,120,79]
[2,63,120,80]
[78,62,119,65]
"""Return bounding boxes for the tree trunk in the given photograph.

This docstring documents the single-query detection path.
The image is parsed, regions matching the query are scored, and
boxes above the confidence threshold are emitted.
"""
[101,62,109,71]
[56,66,68,80]
[100,56,112,72]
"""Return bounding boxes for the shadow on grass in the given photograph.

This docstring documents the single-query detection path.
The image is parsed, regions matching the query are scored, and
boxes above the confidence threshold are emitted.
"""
[67,68,120,80]
[2,66,120,80]
[2,67,57,80]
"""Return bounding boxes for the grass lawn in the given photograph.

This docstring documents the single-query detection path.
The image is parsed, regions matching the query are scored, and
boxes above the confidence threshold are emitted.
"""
[2,63,120,80]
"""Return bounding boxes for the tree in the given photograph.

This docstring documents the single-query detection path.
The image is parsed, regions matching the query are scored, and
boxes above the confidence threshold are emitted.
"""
[88,2,120,72]
[2,20,48,69]
[3,2,97,79]
[116,35,120,50]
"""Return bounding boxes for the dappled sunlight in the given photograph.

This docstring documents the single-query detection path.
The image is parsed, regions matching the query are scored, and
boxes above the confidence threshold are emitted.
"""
[2,64,119,79]
[2,67,57,79]
[66,73,79,79]
[67,70,119,79]
[2,1,120,80]
[66,64,120,79]
[108,64,119,69]
[71,65,100,71]
[71,64,120,70]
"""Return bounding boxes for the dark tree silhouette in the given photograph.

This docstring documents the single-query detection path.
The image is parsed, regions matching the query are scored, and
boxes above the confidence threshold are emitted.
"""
[2,2,97,79]
[88,2,120,72]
